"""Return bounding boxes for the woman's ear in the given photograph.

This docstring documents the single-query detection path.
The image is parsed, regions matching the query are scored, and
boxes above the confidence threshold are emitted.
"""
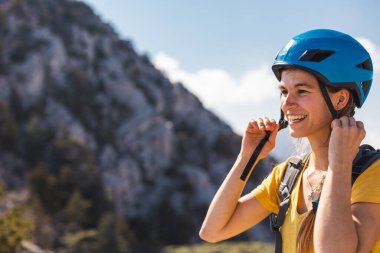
[333,89,350,110]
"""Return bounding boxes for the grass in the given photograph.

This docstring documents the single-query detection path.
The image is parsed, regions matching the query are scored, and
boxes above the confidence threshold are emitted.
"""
[165,241,275,253]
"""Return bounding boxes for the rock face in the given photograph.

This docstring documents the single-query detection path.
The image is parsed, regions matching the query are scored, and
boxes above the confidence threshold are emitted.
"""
[0,0,275,250]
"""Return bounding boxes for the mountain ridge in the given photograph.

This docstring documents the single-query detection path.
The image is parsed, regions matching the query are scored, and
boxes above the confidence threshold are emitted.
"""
[0,0,275,251]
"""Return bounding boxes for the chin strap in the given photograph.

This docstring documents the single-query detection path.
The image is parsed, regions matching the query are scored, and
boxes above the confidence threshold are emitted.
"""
[279,109,288,130]
[318,83,338,119]
[240,110,288,181]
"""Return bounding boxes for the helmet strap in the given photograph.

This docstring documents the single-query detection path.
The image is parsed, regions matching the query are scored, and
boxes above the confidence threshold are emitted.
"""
[318,83,338,119]
[279,109,288,130]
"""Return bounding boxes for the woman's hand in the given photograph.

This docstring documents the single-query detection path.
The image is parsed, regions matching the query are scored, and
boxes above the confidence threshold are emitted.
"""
[239,117,279,161]
[328,116,366,170]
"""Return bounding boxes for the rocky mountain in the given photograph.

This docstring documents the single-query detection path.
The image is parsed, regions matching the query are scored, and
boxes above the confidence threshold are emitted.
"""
[0,0,276,252]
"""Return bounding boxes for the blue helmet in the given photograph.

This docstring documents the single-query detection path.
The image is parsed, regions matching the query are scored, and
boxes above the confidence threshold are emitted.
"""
[272,29,373,108]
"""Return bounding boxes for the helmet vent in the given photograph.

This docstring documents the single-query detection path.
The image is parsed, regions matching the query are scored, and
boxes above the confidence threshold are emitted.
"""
[361,80,372,95]
[356,59,373,71]
[299,49,335,62]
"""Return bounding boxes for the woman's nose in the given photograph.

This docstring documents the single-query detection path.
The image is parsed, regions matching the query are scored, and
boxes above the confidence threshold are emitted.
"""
[281,93,297,111]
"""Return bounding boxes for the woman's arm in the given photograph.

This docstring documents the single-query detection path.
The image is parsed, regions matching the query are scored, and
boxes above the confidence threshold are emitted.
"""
[352,202,380,253]
[199,155,270,242]
[314,166,359,252]
[199,118,279,242]
[314,116,380,252]
[315,169,380,253]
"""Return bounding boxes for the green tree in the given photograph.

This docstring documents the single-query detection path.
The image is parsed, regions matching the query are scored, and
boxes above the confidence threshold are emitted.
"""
[62,229,98,253]
[63,190,91,227]
[0,183,34,253]
[96,212,134,253]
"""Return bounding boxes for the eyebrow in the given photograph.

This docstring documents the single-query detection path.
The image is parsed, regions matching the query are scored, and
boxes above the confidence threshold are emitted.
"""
[277,82,316,89]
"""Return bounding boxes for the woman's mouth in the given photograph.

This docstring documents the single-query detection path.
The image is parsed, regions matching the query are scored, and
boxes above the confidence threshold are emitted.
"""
[286,114,308,124]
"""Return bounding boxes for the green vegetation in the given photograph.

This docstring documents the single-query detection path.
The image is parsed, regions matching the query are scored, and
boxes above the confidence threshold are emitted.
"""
[27,150,135,253]
[0,184,34,253]
[165,241,275,253]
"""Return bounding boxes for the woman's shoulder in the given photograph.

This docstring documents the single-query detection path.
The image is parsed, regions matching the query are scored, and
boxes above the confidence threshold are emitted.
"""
[355,157,380,181]
[351,158,380,204]
[269,154,307,184]
[273,153,310,176]
[270,158,290,178]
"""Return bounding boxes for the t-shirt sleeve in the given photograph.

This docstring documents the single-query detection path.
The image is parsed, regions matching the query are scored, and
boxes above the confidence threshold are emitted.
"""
[351,158,380,204]
[251,160,289,214]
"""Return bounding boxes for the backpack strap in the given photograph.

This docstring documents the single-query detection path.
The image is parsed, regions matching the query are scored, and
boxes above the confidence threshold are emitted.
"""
[352,144,380,185]
[270,153,310,253]
[269,145,379,253]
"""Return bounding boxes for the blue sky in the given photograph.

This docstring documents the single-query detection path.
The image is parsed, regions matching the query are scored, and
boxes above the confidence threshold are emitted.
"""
[82,0,380,159]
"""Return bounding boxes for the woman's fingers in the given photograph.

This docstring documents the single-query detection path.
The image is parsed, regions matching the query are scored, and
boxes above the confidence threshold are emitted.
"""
[268,123,279,145]
[331,116,366,145]
[263,117,276,131]
[257,118,265,130]
[340,116,350,126]
[247,118,277,132]
[252,118,277,131]
[356,120,365,130]
[356,120,366,139]
[241,117,280,159]
[331,118,342,128]
[332,116,361,128]
[348,117,357,127]
[329,116,367,169]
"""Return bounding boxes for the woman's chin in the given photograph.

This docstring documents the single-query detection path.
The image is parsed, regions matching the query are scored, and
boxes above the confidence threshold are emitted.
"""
[288,129,306,138]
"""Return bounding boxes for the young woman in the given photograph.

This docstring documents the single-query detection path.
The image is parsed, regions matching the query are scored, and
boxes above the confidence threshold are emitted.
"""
[199,29,380,253]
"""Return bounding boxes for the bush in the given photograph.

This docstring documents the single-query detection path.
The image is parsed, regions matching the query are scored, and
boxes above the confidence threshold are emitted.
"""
[0,184,34,253]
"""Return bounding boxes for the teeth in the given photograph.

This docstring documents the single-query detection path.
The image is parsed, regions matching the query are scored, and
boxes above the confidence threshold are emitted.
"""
[287,115,307,121]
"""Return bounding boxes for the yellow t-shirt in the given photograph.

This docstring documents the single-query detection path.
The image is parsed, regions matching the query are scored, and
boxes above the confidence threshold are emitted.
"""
[252,157,380,253]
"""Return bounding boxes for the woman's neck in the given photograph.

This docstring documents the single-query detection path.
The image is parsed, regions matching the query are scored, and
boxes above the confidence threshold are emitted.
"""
[307,132,331,171]
[308,149,329,171]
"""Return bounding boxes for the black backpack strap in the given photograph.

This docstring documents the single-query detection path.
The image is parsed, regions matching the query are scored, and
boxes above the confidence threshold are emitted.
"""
[270,153,310,253]
[352,144,380,185]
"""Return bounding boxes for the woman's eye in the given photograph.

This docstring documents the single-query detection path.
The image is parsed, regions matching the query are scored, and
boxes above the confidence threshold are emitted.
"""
[298,90,308,94]
[280,90,288,96]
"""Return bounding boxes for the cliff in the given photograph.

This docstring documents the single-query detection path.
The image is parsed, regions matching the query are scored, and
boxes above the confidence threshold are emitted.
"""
[0,0,275,252]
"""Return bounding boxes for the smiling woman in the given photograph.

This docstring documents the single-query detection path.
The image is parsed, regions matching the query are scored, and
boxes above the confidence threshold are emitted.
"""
[199,29,380,253]
[279,69,341,139]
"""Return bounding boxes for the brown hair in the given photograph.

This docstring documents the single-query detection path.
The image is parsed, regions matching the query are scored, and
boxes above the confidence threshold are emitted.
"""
[296,210,317,253]
[295,85,355,253]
